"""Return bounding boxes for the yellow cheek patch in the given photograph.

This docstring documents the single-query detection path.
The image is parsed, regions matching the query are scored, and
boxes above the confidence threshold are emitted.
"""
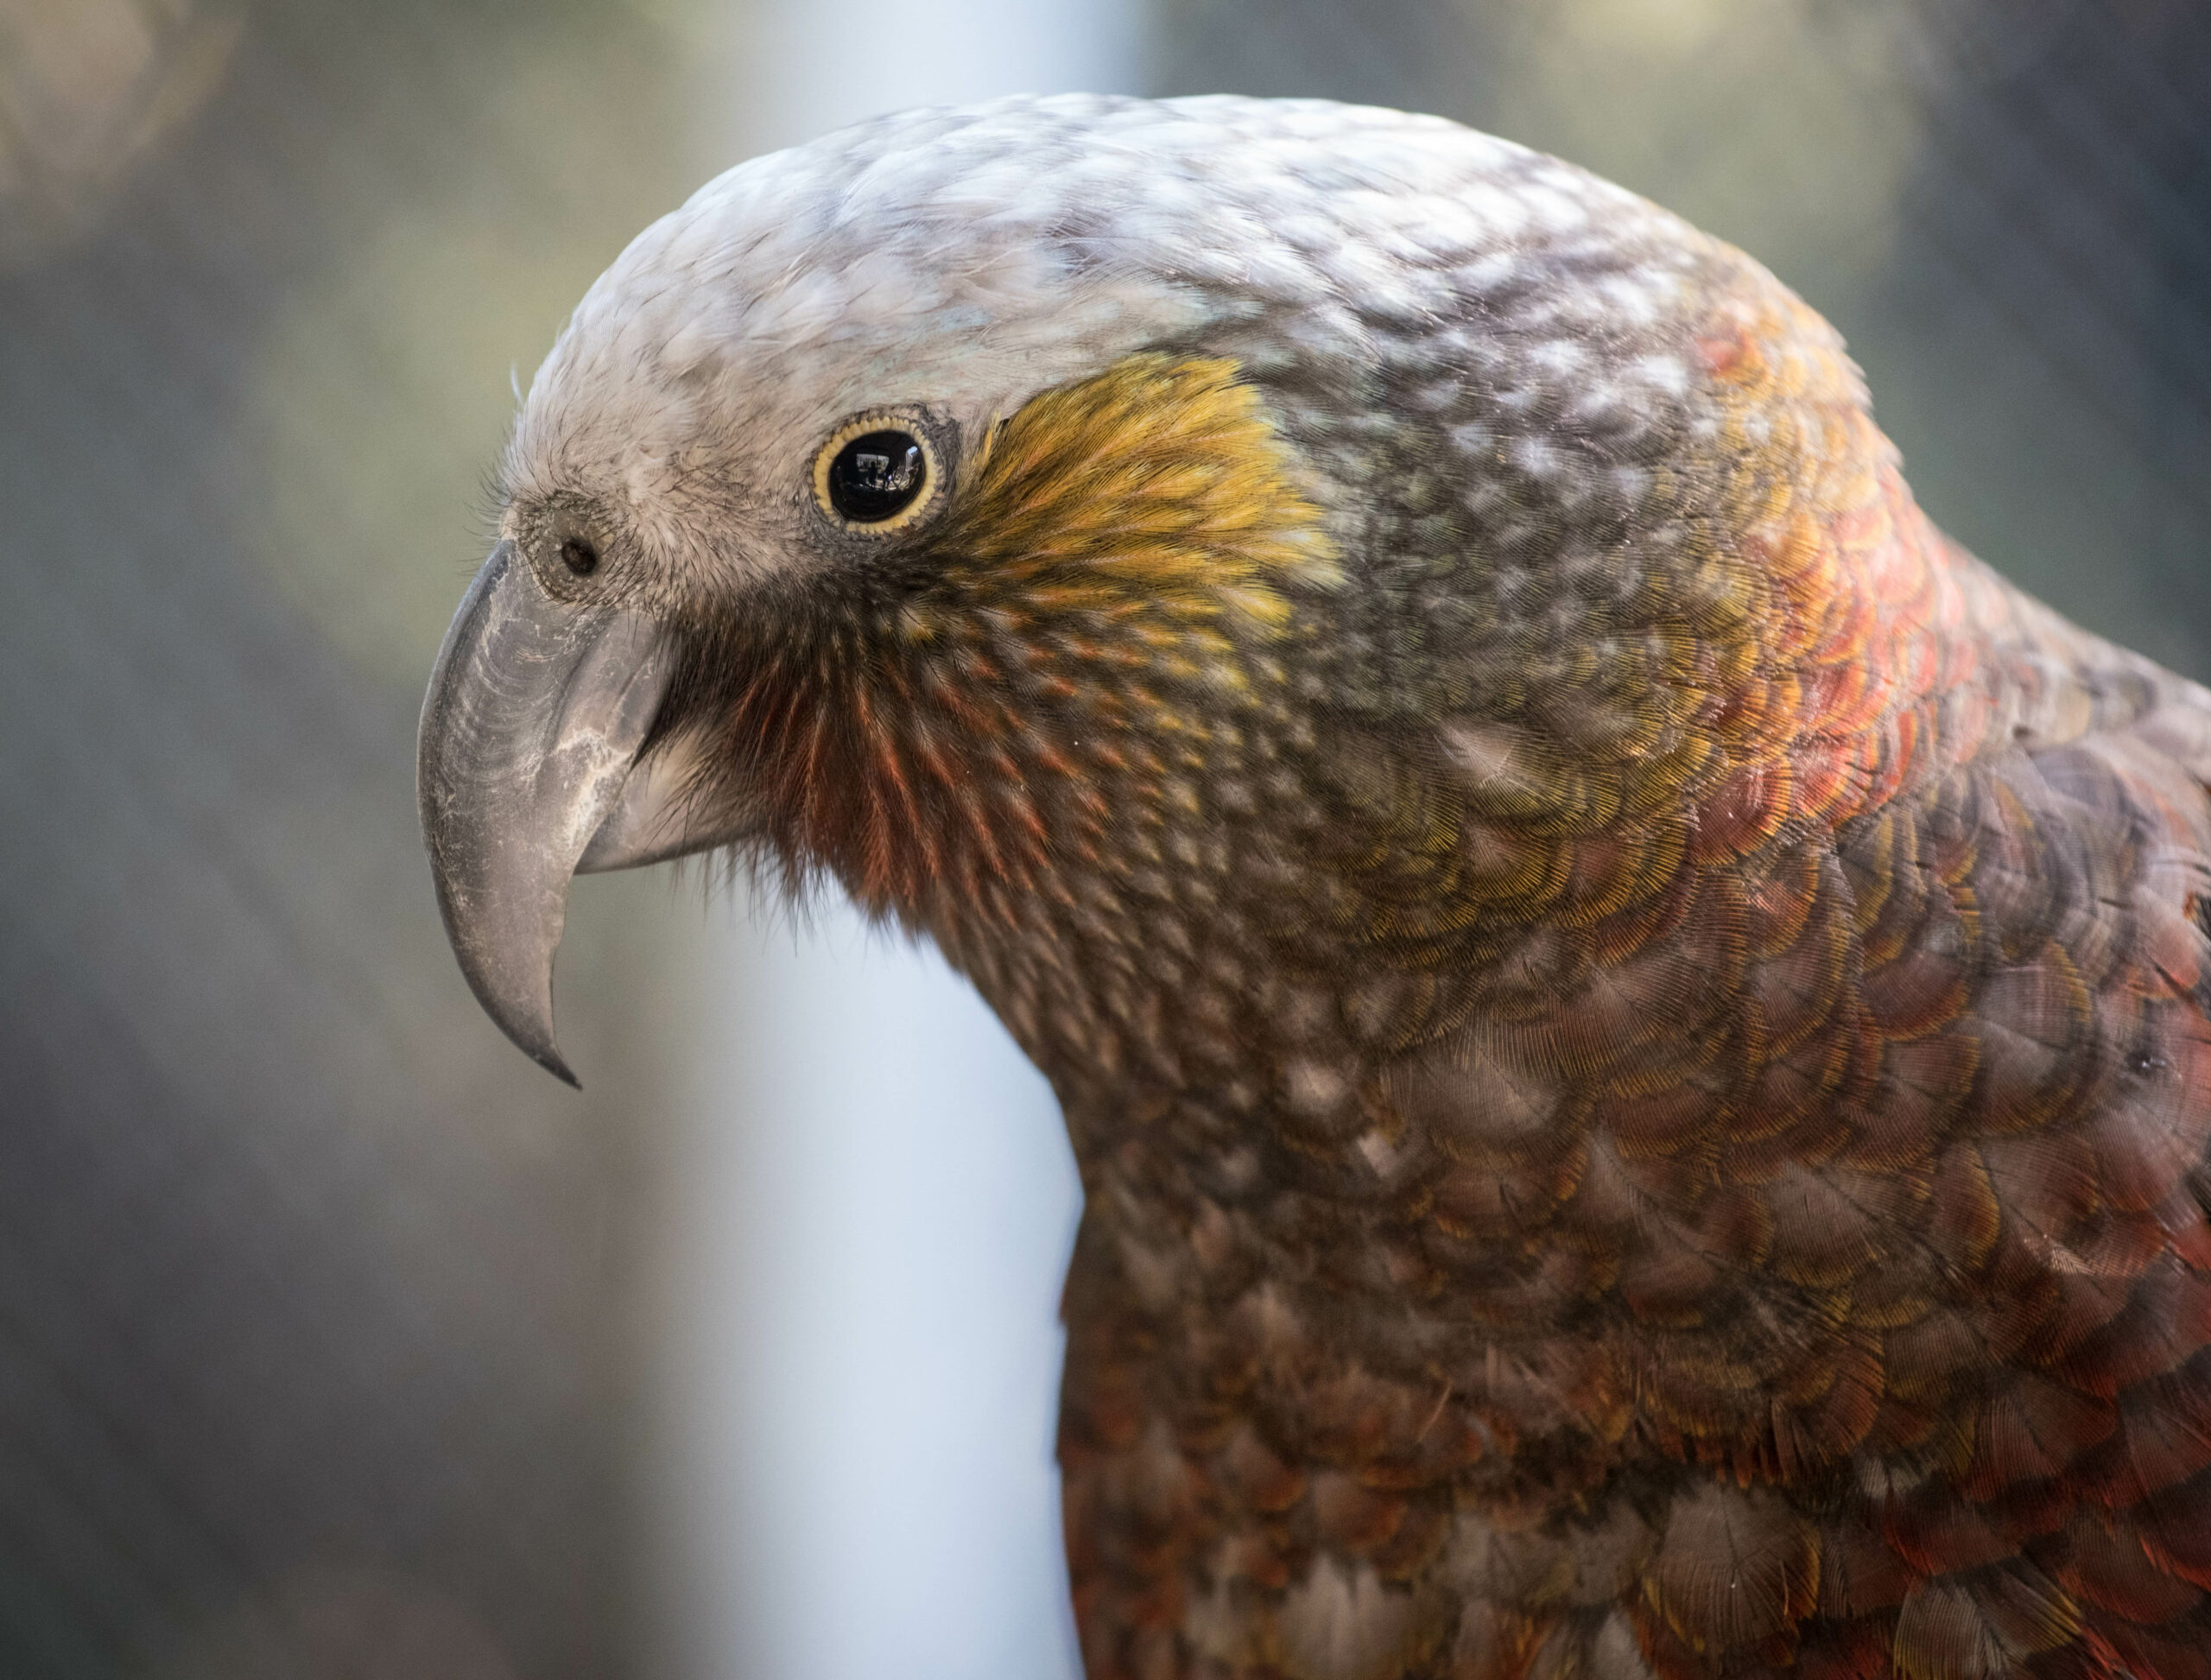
[927,353,1341,634]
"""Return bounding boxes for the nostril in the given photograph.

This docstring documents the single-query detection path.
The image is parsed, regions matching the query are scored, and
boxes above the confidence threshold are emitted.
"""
[560,536,599,577]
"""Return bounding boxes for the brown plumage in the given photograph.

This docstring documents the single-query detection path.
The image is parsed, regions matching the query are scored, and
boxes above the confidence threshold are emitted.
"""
[418,96,2211,1680]
[1043,276,2211,1680]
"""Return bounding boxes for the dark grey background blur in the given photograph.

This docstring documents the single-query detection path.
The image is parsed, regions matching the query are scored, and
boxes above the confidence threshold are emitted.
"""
[1,0,2205,1676]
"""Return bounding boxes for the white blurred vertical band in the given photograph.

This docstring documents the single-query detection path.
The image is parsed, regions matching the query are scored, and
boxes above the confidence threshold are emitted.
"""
[643,6,1137,1678]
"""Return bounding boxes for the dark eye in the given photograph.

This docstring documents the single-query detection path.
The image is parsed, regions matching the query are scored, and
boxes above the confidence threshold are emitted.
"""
[559,536,599,577]
[826,430,927,523]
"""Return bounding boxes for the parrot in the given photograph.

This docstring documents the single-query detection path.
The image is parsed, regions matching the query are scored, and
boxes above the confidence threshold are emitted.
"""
[415,95,2211,1680]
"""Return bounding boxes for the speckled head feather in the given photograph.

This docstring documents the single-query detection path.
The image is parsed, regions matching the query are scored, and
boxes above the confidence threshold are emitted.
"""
[429,93,2211,1680]
[500,95,1700,606]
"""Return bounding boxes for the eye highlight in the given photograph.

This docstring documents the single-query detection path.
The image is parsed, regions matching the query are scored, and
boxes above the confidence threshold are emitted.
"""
[812,414,941,533]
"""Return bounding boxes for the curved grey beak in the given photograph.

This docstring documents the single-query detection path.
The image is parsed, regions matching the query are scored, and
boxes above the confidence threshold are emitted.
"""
[417,541,751,1085]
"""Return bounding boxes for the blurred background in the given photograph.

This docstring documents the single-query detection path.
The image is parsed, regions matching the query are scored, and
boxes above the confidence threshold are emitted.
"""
[1,0,2206,1675]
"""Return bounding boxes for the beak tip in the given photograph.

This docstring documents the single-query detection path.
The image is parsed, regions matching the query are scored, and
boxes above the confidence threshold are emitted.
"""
[496,1008,583,1088]
[468,973,583,1089]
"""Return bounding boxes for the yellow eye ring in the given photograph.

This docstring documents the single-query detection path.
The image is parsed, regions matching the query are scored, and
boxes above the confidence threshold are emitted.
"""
[810,412,942,534]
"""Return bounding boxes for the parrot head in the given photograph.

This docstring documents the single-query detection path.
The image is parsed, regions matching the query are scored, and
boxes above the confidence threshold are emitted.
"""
[420,93,1836,1091]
